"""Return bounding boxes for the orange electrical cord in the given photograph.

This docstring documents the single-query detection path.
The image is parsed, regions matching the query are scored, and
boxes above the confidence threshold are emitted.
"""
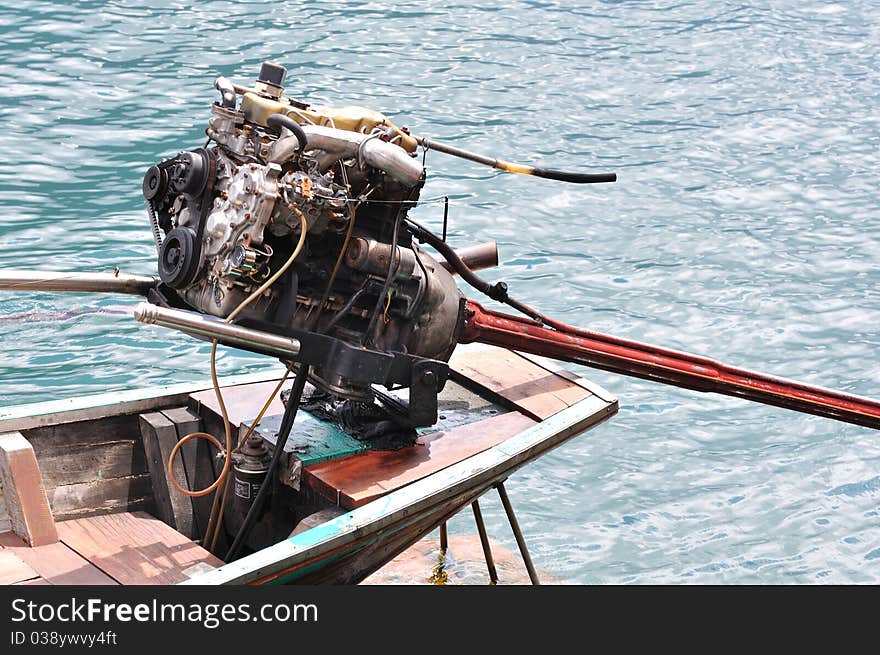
[166,341,231,498]
[165,209,309,549]
[209,368,290,552]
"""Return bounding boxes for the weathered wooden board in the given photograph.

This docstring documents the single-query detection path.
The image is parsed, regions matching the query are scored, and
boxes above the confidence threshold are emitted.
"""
[0,475,10,533]
[14,577,51,585]
[22,412,154,521]
[0,549,39,585]
[253,411,368,467]
[187,393,617,586]
[449,345,591,420]
[47,474,153,520]
[0,531,117,585]
[305,411,536,509]
[33,440,147,487]
[139,413,195,538]
[57,511,222,585]
[25,414,139,452]
[0,432,58,546]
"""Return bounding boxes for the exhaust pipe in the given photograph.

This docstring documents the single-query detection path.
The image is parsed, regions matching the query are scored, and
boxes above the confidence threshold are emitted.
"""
[133,302,301,359]
[438,241,499,275]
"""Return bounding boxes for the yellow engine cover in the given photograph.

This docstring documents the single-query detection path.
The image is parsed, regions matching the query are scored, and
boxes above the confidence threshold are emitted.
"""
[240,92,418,153]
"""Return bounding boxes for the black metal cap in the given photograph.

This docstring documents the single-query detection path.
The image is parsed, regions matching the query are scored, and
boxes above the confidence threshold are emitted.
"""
[258,62,286,88]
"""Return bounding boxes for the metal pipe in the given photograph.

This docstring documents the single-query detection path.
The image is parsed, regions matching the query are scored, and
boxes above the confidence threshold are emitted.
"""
[471,499,498,585]
[0,270,157,295]
[438,241,499,275]
[133,302,301,359]
[213,76,237,109]
[269,124,424,186]
[496,482,540,585]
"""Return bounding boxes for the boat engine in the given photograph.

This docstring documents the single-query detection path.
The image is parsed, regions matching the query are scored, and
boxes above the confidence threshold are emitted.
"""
[142,63,463,426]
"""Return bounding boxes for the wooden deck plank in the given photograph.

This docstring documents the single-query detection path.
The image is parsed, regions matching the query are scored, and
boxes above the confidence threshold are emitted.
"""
[56,511,222,585]
[305,411,536,509]
[189,379,289,428]
[449,346,590,420]
[14,577,51,585]
[0,531,117,585]
[0,549,40,585]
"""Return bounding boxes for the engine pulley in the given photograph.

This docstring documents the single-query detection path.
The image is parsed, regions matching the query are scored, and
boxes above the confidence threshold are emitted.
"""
[158,227,201,289]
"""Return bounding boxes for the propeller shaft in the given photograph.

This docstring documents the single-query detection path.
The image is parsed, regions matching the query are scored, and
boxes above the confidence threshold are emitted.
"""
[461,300,880,430]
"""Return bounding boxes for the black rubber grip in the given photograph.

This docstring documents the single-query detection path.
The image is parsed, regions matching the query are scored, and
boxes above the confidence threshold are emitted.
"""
[532,167,617,184]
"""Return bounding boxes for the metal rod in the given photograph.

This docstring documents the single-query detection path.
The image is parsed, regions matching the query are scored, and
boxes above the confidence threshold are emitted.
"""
[133,302,301,359]
[416,136,617,184]
[471,499,498,585]
[439,522,448,554]
[0,269,157,295]
[496,482,540,585]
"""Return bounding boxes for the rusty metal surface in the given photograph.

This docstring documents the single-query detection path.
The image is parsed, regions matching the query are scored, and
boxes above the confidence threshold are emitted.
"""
[438,241,499,274]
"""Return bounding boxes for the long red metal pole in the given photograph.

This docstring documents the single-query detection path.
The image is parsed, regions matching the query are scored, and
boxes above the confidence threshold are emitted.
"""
[460,300,880,430]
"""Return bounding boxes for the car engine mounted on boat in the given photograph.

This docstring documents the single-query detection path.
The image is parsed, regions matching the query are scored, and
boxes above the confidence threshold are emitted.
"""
[142,62,463,428]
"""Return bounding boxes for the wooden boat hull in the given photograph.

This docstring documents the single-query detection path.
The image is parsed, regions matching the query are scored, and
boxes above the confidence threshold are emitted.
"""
[0,345,617,585]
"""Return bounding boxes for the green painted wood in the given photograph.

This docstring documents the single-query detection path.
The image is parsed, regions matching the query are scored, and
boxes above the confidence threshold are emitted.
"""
[249,411,367,468]
[246,381,506,471]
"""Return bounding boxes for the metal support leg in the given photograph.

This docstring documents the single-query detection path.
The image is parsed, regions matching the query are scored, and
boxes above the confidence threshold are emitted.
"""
[439,522,448,554]
[471,499,498,585]
[496,482,540,585]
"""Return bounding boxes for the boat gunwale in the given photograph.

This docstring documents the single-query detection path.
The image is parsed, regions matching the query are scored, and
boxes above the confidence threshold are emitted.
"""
[0,368,289,432]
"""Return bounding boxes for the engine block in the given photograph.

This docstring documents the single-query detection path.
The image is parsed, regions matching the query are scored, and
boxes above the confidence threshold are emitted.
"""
[143,62,463,418]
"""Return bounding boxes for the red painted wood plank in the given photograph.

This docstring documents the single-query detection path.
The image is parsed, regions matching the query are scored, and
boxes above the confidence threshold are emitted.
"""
[305,411,536,509]
[0,530,117,585]
[57,511,222,585]
[449,346,590,420]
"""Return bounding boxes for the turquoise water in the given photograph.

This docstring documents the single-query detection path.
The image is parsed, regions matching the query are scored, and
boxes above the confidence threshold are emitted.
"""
[0,1,878,583]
